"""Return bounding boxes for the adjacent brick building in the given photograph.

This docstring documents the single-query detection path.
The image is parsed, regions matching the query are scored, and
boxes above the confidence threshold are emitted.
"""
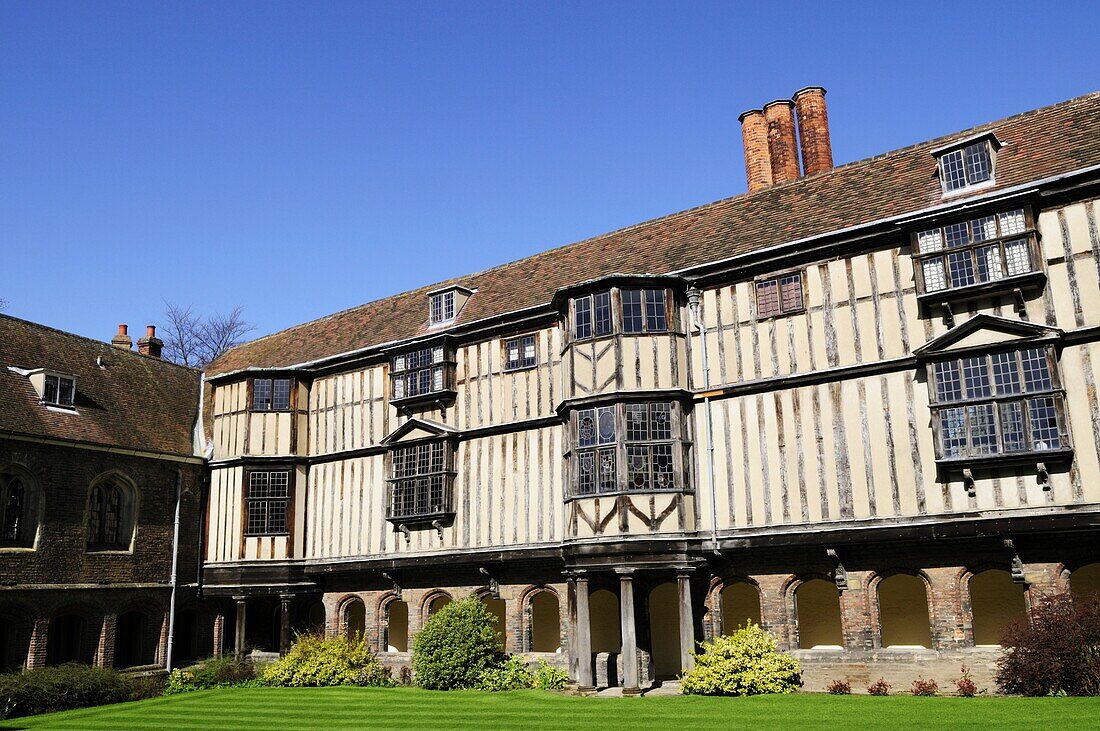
[0,317,213,671]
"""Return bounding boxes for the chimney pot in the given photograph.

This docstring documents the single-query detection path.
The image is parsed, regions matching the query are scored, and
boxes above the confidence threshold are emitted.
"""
[137,324,163,359]
[793,86,833,175]
[763,99,801,184]
[111,323,133,351]
[738,108,773,193]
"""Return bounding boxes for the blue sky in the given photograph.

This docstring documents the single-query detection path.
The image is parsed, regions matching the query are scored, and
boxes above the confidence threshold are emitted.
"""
[2,1,1097,343]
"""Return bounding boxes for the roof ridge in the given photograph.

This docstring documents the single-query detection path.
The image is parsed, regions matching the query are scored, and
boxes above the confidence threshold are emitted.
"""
[0,313,201,373]
[211,89,1100,370]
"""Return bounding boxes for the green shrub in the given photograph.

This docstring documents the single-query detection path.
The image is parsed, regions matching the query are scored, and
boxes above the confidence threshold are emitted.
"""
[680,623,801,696]
[164,656,256,695]
[412,597,503,690]
[0,664,135,720]
[477,655,533,691]
[260,634,393,688]
[129,673,167,701]
[532,659,569,690]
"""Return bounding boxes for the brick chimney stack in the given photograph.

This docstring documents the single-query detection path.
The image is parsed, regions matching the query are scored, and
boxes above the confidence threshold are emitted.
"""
[111,324,132,351]
[794,86,833,176]
[738,108,773,193]
[763,99,801,184]
[137,325,163,358]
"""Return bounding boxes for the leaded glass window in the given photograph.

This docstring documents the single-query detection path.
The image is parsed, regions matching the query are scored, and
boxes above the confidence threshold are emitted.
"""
[245,471,290,535]
[938,140,994,193]
[388,442,451,520]
[252,378,293,411]
[914,209,1035,294]
[504,335,537,371]
[391,346,450,400]
[574,402,680,495]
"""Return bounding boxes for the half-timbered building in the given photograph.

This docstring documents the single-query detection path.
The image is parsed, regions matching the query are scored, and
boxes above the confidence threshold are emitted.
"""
[200,88,1100,691]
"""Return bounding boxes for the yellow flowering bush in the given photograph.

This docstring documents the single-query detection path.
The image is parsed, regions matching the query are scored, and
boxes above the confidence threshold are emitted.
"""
[680,623,801,696]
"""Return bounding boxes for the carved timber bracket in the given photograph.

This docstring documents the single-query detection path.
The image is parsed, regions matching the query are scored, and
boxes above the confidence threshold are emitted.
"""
[396,524,411,545]
[1036,462,1051,491]
[382,571,402,600]
[942,302,955,328]
[1004,539,1026,584]
[962,468,976,497]
[826,548,848,591]
[1013,288,1027,315]
[479,567,500,598]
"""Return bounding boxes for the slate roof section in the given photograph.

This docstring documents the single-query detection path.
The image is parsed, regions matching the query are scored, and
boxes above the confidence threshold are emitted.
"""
[0,315,202,457]
[206,91,1100,377]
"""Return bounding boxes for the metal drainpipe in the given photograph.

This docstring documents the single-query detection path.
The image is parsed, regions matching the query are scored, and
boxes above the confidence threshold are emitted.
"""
[687,287,720,555]
[166,468,183,672]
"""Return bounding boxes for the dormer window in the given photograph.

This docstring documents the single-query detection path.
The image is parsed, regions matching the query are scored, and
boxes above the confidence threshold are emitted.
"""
[935,136,997,194]
[43,374,75,407]
[430,291,455,325]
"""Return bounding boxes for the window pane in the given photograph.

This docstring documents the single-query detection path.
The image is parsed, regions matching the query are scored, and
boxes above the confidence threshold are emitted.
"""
[625,404,648,442]
[779,275,803,313]
[430,295,443,323]
[622,289,644,333]
[249,471,270,498]
[1029,397,1061,450]
[645,289,667,331]
[598,448,616,492]
[58,377,75,406]
[505,338,520,369]
[594,292,612,336]
[627,446,649,490]
[991,352,1021,395]
[1021,349,1052,392]
[574,296,592,340]
[2,477,24,542]
[917,228,944,254]
[963,356,991,399]
[597,406,616,444]
[267,500,288,533]
[44,375,58,405]
[1003,238,1031,276]
[650,403,671,440]
[948,251,976,287]
[577,452,595,495]
[934,361,963,402]
[578,410,596,447]
[270,471,290,498]
[252,379,272,410]
[940,149,967,191]
[964,142,992,185]
[968,403,998,455]
[443,292,454,320]
[273,379,292,410]
[922,258,947,292]
[756,279,779,318]
[944,222,970,249]
[246,500,267,535]
[940,407,967,457]
[1000,401,1026,452]
[970,215,997,242]
[975,244,1004,282]
[652,444,674,489]
[432,366,443,391]
[521,336,536,367]
[998,209,1026,236]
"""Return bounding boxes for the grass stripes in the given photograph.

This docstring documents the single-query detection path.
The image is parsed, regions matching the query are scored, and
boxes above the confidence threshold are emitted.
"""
[4,687,1100,730]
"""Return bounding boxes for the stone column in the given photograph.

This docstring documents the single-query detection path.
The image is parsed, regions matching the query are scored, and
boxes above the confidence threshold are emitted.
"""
[212,612,225,658]
[234,598,247,661]
[677,570,696,674]
[571,573,594,690]
[618,570,640,695]
[279,595,293,656]
[96,613,117,668]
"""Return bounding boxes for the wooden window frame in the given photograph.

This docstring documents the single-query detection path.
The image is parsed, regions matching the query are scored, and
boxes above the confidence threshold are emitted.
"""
[753,271,805,320]
[936,139,996,195]
[389,344,457,407]
[249,377,295,413]
[912,207,1045,303]
[42,373,76,408]
[243,469,292,537]
[503,333,538,372]
[927,344,1072,468]
[385,440,456,524]
[569,287,675,342]
[429,291,456,325]
[567,400,690,499]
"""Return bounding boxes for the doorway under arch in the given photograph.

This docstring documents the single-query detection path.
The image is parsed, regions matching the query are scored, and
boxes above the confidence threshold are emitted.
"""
[589,589,621,654]
[647,583,680,679]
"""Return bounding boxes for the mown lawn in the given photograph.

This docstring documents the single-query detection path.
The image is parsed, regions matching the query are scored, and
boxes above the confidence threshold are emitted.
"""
[3,687,1099,730]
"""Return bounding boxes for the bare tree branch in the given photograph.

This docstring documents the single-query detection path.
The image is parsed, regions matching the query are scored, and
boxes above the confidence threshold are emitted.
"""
[0,297,7,313]
[162,302,255,367]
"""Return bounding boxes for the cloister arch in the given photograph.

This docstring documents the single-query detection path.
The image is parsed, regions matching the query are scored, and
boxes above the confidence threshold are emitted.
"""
[478,592,507,647]
[647,582,680,679]
[969,569,1026,646]
[720,580,762,633]
[383,597,409,652]
[47,612,95,666]
[524,588,561,652]
[423,591,452,619]
[875,573,932,648]
[1071,563,1100,598]
[341,597,366,641]
[115,609,156,668]
[794,579,843,649]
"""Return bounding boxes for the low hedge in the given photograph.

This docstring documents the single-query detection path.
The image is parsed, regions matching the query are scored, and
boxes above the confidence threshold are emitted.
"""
[0,664,136,720]
[165,656,257,695]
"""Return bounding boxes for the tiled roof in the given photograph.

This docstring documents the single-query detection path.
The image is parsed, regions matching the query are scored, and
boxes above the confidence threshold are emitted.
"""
[0,315,201,457]
[206,91,1100,377]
